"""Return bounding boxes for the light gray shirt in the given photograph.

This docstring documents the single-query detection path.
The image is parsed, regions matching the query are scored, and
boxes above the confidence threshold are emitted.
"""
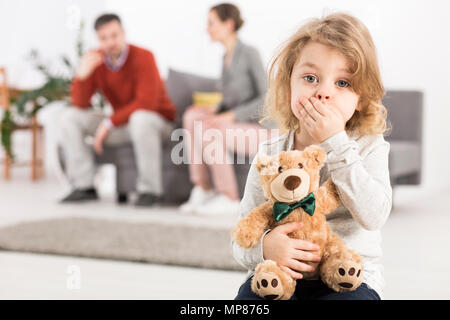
[218,40,267,123]
[231,129,392,299]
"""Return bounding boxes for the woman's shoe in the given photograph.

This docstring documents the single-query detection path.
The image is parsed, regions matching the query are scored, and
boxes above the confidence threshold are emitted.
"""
[179,186,216,213]
[195,194,240,216]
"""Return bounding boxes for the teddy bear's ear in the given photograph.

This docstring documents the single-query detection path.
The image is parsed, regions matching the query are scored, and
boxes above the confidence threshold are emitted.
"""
[256,154,279,175]
[303,145,326,169]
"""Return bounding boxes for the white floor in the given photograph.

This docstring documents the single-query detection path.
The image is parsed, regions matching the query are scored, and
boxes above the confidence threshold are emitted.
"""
[1,169,450,300]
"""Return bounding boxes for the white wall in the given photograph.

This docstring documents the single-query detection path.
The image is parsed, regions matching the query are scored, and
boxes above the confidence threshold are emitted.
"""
[1,0,449,193]
[0,0,107,87]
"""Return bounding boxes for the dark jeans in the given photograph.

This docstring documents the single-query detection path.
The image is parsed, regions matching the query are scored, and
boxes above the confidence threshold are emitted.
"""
[235,276,380,300]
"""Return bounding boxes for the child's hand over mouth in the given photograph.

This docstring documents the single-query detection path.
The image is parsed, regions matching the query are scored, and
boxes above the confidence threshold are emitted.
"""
[297,96,346,143]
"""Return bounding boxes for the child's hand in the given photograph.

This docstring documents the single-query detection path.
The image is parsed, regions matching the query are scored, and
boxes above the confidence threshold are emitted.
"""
[297,97,346,143]
[263,222,321,279]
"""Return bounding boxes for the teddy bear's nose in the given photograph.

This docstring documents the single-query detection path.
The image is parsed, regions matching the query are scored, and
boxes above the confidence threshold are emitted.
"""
[284,176,301,190]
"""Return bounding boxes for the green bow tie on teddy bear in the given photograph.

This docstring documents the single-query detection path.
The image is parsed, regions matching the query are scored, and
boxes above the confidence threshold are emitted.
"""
[273,192,316,222]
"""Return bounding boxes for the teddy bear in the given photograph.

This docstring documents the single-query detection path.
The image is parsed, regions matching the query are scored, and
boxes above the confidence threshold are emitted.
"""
[232,145,364,300]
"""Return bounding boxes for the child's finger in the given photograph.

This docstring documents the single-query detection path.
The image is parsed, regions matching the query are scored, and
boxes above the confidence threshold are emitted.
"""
[292,249,321,263]
[280,266,303,280]
[298,106,313,124]
[291,238,320,251]
[277,222,303,235]
[300,97,322,120]
[300,99,322,121]
[310,97,332,117]
[288,259,315,273]
[300,111,315,131]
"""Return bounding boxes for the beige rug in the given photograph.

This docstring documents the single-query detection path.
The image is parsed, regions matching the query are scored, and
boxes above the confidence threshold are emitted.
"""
[0,217,245,271]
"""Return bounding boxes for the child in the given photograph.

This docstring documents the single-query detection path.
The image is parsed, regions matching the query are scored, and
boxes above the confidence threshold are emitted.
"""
[232,13,392,300]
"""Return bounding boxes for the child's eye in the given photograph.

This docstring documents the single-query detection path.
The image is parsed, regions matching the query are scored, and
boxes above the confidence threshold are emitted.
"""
[336,80,350,88]
[303,75,318,84]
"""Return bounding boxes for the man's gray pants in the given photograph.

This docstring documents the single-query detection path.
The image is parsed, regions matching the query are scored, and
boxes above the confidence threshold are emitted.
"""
[59,107,173,195]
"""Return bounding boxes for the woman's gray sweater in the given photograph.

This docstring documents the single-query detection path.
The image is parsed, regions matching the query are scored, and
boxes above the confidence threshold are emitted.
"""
[218,40,267,123]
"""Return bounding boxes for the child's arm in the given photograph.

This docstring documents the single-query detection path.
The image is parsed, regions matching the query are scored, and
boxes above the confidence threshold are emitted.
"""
[231,150,271,271]
[319,131,392,231]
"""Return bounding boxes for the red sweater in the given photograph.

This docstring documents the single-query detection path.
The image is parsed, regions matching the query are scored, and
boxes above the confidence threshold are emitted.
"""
[71,44,176,127]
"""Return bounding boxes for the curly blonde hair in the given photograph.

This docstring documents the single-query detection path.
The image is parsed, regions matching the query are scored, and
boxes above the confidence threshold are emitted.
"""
[262,13,388,136]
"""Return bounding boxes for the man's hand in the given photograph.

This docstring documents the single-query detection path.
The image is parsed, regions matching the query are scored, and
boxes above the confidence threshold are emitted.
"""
[76,50,103,80]
[93,121,111,155]
[297,97,346,143]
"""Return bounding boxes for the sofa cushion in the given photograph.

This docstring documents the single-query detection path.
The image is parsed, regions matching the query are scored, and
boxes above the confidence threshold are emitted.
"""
[389,140,421,178]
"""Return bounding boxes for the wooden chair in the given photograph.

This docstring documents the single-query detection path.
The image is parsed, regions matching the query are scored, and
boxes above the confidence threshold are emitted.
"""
[0,67,45,181]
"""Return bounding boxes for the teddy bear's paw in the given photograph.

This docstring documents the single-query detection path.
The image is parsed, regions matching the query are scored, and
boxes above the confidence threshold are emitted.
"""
[251,261,295,300]
[329,260,363,292]
[252,271,285,300]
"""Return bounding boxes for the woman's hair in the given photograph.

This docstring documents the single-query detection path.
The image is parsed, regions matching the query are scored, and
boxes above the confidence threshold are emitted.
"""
[210,3,244,32]
[263,13,389,136]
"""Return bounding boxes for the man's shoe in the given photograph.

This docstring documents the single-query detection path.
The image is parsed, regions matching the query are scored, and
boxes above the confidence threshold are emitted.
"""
[60,188,99,203]
[117,193,128,204]
[135,193,160,207]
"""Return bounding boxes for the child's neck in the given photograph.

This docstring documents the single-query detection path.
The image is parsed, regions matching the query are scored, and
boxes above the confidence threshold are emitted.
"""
[293,127,320,151]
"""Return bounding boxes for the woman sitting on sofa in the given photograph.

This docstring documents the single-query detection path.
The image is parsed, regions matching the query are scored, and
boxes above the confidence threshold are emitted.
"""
[181,3,277,215]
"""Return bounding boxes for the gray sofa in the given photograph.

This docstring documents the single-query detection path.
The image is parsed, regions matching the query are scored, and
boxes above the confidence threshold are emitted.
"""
[59,69,252,203]
[382,91,423,187]
[59,70,423,204]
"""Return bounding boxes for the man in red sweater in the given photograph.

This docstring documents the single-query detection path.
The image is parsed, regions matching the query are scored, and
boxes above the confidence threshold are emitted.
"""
[60,14,176,206]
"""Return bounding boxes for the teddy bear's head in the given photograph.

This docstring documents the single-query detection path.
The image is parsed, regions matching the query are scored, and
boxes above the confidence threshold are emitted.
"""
[255,145,326,204]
